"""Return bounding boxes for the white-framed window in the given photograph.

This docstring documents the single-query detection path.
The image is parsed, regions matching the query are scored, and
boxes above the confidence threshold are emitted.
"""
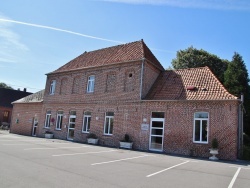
[44,110,51,128]
[104,112,114,135]
[193,112,209,143]
[82,111,91,133]
[49,80,56,95]
[56,111,63,130]
[87,75,95,93]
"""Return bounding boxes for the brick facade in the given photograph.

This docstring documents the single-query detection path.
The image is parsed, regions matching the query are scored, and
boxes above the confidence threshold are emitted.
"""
[10,40,240,160]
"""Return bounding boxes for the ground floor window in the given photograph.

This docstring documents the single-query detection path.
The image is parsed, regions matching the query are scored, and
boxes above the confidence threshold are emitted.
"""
[193,112,208,143]
[104,112,114,135]
[44,110,51,128]
[56,111,63,130]
[82,111,91,133]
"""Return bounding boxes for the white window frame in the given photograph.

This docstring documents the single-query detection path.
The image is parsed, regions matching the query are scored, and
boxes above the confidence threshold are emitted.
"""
[193,112,209,144]
[87,75,95,93]
[82,112,91,133]
[56,111,63,130]
[44,111,51,128]
[104,112,114,135]
[49,80,56,95]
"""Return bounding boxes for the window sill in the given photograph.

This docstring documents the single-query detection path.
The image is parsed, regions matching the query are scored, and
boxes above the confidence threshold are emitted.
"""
[82,131,90,134]
[193,141,208,144]
[103,134,113,136]
[44,127,51,129]
[55,129,61,131]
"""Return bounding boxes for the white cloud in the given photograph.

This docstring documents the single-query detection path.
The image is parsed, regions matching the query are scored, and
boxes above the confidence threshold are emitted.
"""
[0,14,29,64]
[101,0,250,11]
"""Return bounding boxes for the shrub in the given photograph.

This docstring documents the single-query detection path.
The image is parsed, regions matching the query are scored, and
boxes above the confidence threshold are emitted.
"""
[242,146,250,161]
[211,138,218,149]
[87,133,97,139]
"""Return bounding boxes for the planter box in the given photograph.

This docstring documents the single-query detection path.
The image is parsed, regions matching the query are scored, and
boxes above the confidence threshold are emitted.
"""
[45,133,54,139]
[120,141,133,149]
[209,149,219,160]
[87,138,98,144]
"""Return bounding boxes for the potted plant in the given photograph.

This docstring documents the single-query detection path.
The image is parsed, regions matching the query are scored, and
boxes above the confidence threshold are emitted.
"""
[87,133,98,144]
[120,134,133,149]
[209,138,219,160]
[45,130,54,139]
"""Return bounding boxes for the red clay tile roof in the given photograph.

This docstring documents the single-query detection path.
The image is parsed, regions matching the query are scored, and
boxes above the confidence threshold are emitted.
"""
[145,66,238,100]
[50,40,164,74]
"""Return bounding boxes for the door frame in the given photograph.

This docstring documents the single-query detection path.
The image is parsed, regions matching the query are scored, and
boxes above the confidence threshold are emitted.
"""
[67,114,76,140]
[149,118,165,151]
[32,118,38,136]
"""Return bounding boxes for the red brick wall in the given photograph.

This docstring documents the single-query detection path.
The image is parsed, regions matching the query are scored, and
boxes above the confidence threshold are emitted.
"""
[10,103,43,136]
[44,61,143,104]
[37,100,238,160]
[141,61,161,99]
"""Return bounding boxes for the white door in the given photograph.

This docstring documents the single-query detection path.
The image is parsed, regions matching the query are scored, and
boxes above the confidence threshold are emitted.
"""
[149,118,164,151]
[32,118,38,136]
[67,115,76,140]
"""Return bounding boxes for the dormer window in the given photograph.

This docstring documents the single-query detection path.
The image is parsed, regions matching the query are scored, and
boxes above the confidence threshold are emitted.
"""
[49,80,56,95]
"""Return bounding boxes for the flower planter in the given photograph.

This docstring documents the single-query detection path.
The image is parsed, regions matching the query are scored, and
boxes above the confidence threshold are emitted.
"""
[87,138,98,144]
[119,141,133,149]
[209,149,219,160]
[45,133,54,139]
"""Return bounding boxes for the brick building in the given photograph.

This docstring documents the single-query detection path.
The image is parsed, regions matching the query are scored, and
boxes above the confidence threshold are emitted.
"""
[10,40,242,160]
[0,88,32,126]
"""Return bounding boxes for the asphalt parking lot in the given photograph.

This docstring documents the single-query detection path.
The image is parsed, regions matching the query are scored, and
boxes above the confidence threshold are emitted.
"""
[0,130,249,188]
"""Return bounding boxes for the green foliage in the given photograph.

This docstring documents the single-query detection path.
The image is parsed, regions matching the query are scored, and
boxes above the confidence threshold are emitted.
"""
[242,146,250,161]
[0,82,13,89]
[87,133,97,139]
[171,46,228,83]
[224,52,249,97]
[211,138,219,149]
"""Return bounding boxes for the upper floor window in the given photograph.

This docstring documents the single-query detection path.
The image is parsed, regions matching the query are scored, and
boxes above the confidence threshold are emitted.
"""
[87,75,95,93]
[193,112,209,144]
[49,80,56,95]
[44,110,51,128]
[104,112,114,135]
[56,111,63,130]
[82,111,91,133]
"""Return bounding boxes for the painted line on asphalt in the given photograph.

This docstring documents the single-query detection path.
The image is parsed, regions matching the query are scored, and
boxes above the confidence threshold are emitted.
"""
[228,167,241,188]
[52,149,117,157]
[3,143,70,146]
[24,145,92,150]
[0,139,47,142]
[146,160,190,177]
[91,154,151,166]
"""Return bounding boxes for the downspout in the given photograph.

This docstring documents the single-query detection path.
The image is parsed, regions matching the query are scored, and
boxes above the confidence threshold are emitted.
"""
[139,58,145,100]
[238,94,244,159]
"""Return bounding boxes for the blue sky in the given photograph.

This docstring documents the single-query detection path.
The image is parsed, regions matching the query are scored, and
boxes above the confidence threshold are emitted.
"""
[0,0,249,93]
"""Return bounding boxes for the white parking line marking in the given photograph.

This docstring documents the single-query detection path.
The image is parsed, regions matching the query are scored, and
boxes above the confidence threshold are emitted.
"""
[52,149,117,157]
[91,154,151,166]
[0,139,47,142]
[146,160,190,177]
[3,143,70,146]
[24,145,92,150]
[228,167,241,188]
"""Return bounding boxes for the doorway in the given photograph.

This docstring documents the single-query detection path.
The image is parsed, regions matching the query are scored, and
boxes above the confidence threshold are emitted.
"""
[32,118,38,136]
[67,112,76,140]
[149,112,165,151]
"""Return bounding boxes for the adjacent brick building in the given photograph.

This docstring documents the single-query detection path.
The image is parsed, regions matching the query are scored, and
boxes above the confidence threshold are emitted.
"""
[0,88,32,126]
[10,40,242,160]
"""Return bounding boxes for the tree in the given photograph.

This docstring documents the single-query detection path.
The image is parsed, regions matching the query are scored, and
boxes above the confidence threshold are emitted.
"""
[0,82,13,89]
[224,52,250,134]
[171,46,228,83]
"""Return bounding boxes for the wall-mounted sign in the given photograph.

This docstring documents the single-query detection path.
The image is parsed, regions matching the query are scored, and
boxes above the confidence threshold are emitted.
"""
[141,124,149,131]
